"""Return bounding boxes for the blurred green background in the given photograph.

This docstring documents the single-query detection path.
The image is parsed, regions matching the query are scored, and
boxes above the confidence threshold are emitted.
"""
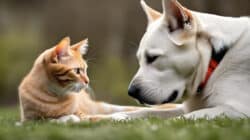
[0,0,249,106]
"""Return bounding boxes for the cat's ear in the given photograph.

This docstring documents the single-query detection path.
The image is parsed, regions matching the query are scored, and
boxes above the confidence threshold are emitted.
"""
[55,37,71,58]
[71,38,89,55]
[141,0,162,25]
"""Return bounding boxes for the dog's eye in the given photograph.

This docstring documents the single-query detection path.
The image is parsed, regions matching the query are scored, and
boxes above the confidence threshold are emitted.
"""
[146,54,159,64]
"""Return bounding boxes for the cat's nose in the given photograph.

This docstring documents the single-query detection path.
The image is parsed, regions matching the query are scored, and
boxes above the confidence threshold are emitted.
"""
[81,75,89,85]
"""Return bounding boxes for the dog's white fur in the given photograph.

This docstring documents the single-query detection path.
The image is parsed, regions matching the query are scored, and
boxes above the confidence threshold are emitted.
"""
[113,0,250,120]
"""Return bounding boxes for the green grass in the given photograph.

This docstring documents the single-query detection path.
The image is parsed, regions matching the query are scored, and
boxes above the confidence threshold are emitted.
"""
[0,107,250,140]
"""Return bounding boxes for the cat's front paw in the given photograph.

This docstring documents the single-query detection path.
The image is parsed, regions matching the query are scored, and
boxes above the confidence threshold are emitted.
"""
[110,113,131,122]
[53,115,81,123]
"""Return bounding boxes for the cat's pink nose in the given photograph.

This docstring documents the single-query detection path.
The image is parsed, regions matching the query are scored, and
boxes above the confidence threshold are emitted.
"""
[81,75,89,85]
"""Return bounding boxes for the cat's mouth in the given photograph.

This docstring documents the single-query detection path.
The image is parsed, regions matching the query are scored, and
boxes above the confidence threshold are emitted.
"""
[70,83,86,93]
[48,82,87,96]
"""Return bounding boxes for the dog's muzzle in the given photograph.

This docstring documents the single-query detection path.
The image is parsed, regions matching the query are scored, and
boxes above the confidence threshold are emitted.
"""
[128,84,179,105]
[128,85,141,100]
[128,84,156,105]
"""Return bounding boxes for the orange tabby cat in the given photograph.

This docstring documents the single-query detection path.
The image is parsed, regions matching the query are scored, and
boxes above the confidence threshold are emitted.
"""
[18,37,147,122]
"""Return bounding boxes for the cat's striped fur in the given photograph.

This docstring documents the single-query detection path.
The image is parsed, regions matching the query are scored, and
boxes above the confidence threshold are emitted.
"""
[18,37,177,122]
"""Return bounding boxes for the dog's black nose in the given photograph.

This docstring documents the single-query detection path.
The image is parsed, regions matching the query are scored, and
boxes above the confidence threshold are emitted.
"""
[128,85,141,99]
[128,85,159,105]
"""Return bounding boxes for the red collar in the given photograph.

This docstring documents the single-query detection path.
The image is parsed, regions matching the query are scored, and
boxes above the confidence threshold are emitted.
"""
[197,45,228,93]
[198,59,218,93]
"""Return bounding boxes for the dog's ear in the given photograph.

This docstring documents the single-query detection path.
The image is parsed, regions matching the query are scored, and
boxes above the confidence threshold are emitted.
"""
[71,38,89,55]
[141,0,162,25]
[162,0,195,45]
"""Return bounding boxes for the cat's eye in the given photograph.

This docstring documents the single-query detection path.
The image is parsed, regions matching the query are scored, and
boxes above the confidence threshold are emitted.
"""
[74,68,81,74]
[146,54,159,64]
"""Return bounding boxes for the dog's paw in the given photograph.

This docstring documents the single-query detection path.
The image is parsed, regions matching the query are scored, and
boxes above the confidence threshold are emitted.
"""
[109,113,131,122]
[52,115,81,123]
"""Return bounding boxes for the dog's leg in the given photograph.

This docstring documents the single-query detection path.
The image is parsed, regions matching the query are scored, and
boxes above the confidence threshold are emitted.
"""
[183,106,246,120]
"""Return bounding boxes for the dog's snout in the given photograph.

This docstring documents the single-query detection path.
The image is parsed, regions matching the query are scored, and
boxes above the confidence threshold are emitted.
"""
[128,85,141,99]
[128,84,156,105]
[163,90,179,104]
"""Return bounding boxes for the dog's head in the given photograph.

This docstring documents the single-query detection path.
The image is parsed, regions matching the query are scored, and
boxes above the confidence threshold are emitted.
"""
[129,0,201,105]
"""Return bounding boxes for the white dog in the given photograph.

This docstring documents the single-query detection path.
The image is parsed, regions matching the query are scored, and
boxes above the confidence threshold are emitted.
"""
[112,0,250,120]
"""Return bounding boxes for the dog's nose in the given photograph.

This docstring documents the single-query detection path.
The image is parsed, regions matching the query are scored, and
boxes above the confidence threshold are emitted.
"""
[128,85,141,99]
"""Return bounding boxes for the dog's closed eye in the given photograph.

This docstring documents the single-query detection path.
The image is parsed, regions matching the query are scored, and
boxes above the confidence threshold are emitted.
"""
[146,54,160,64]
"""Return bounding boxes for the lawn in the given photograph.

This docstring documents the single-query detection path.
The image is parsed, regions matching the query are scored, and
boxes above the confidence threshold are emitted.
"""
[0,107,250,140]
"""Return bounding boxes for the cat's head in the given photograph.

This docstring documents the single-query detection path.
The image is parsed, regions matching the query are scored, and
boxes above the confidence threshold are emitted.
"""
[44,37,90,95]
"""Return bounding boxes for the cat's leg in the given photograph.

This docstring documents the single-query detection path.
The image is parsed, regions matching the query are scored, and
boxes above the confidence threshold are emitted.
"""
[95,102,143,114]
[73,103,182,122]
[51,115,81,123]
[79,114,129,122]
[110,104,185,121]
[80,104,184,122]
[96,102,179,114]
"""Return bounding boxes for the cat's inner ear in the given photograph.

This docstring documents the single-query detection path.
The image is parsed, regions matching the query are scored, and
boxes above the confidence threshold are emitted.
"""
[71,38,89,55]
[55,37,71,58]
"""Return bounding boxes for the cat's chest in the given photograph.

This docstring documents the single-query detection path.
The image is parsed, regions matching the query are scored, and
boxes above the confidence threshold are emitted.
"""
[22,91,79,117]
